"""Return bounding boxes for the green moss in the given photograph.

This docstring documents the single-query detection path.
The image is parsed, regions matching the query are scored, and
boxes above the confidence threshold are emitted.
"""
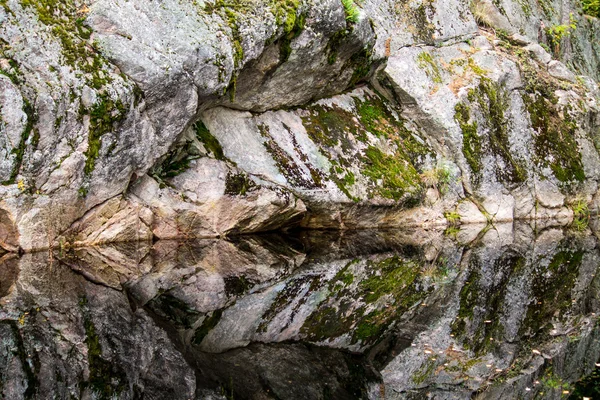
[451,253,525,355]
[21,0,111,90]
[341,0,360,24]
[301,255,429,346]
[0,41,35,185]
[518,247,583,342]
[2,98,37,185]
[354,310,387,341]
[411,3,436,44]
[538,0,555,17]
[330,166,360,202]
[224,171,255,195]
[329,259,359,291]
[354,95,431,160]
[278,11,305,63]
[80,298,126,399]
[469,79,527,184]
[515,0,532,17]
[455,102,482,178]
[454,78,527,185]
[444,210,460,226]
[5,321,38,398]
[360,257,422,304]
[416,51,442,84]
[0,0,14,16]
[259,123,323,188]
[83,95,127,176]
[302,104,361,152]
[326,29,349,65]
[524,92,585,183]
[346,48,373,88]
[356,100,386,136]
[570,363,600,398]
[412,359,436,385]
[302,92,430,204]
[205,0,302,98]
[0,41,20,85]
[343,170,355,185]
[194,121,226,161]
[192,309,223,345]
[467,57,488,77]
[511,42,585,185]
[224,275,253,296]
[362,145,423,202]
[259,275,321,332]
[583,0,600,17]
[147,294,201,329]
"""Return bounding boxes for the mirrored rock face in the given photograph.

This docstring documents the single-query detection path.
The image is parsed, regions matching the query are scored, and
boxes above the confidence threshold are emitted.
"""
[1,223,600,399]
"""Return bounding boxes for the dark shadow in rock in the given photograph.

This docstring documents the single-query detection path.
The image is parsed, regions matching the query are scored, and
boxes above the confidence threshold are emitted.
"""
[0,253,20,298]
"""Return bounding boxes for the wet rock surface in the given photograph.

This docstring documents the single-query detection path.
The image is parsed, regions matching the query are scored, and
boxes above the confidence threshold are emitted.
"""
[1,222,600,399]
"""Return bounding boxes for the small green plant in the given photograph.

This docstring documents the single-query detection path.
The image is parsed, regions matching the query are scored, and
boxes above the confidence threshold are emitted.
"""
[341,0,360,23]
[540,42,551,53]
[545,13,577,55]
[444,210,461,226]
[570,198,590,231]
[582,0,600,17]
[420,165,453,194]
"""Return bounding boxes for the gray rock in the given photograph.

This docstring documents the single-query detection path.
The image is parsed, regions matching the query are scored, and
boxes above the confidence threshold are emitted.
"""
[548,60,577,82]
[524,43,553,65]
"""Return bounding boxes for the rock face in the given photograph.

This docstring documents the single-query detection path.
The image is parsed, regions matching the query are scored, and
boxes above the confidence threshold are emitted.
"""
[0,0,600,249]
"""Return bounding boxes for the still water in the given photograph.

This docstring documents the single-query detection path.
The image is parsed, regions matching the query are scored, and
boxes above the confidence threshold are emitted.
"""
[1,222,600,399]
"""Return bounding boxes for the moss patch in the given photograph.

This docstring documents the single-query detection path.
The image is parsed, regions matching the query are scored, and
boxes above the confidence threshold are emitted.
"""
[346,48,373,88]
[301,255,430,346]
[192,309,223,345]
[417,51,442,84]
[83,95,126,176]
[195,121,226,161]
[519,247,583,341]
[258,275,321,333]
[0,42,40,185]
[301,91,431,203]
[326,29,350,65]
[523,92,585,183]
[451,252,525,355]
[224,171,255,195]
[21,0,113,90]
[468,78,527,184]
[362,146,423,203]
[259,123,323,188]
[147,294,201,330]
[80,298,126,399]
[2,98,37,185]
[454,78,528,186]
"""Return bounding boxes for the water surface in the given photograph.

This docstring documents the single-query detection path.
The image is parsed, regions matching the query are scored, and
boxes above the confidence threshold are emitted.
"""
[1,223,600,399]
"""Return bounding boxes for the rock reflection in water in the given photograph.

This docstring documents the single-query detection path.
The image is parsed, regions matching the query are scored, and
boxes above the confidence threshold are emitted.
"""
[0,224,599,399]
